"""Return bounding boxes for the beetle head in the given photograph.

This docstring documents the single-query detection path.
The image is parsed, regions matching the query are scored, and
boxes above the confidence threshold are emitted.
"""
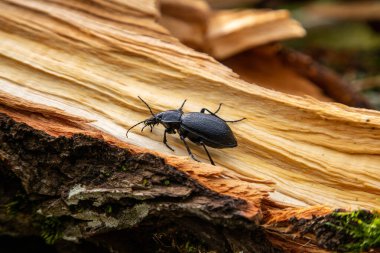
[144,115,160,126]
[126,115,157,137]
[126,97,186,137]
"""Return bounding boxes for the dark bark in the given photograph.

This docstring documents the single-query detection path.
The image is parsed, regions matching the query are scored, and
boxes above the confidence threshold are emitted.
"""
[0,113,281,253]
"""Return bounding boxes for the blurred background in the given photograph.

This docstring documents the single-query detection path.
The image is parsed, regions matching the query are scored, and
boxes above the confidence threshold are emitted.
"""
[259,0,380,109]
[160,0,380,109]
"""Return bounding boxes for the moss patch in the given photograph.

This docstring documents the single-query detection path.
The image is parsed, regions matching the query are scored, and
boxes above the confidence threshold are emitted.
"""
[3,193,28,217]
[153,231,210,253]
[329,210,380,252]
[39,216,64,245]
[291,209,380,252]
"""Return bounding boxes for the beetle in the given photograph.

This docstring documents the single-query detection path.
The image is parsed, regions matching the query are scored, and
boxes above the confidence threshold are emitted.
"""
[126,96,245,165]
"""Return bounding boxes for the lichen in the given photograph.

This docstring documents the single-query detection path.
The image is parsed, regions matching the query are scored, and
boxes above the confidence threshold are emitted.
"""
[119,203,150,228]
[67,184,87,205]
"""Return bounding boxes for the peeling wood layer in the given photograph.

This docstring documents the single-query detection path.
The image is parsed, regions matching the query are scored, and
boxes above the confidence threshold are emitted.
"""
[158,1,306,58]
[206,9,306,59]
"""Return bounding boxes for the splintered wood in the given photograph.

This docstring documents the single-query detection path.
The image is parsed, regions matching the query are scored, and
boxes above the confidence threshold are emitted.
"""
[207,9,306,59]
[159,0,306,59]
[0,0,380,212]
[159,0,209,49]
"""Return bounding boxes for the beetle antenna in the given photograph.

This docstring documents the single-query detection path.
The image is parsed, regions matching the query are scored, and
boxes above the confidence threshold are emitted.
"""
[179,99,187,111]
[126,120,146,137]
[138,96,155,117]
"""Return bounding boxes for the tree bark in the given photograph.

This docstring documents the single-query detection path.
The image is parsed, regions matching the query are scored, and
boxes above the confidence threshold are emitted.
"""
[0,0,379,252]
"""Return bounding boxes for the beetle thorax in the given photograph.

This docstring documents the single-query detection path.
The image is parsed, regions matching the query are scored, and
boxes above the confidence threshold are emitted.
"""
[156,110,182,129]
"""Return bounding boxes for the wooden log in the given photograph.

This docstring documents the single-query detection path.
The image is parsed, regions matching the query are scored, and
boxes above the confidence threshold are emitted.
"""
[1,93,378,252]
[0,0,379,252]
[1,0,379,210]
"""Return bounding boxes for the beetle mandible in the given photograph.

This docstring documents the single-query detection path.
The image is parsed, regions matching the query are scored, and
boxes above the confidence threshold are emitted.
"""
[126,96,245,165]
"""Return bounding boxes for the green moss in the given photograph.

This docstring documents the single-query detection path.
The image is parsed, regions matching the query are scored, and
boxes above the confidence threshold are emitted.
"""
[3,193,28,217]
[154,232,210,253]
[142,178,150,187]
[330,210,380,252]
[105,204,113,214]
[119,162,135,172]
[40,216,64,245]
[119,164,128,172]
[182,241,199,253]
[100,169,111,177]
[163,180,170,186]
[4,200,21,216]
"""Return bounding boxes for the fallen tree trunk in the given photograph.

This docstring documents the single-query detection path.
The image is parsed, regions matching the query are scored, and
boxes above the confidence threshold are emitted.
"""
[0,93,328,253]
[0,0,379,252]
[1,93,378,253]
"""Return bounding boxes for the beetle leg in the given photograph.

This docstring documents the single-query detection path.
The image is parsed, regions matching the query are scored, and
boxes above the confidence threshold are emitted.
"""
[214,103,222,114]
[200,107,246,123]
[179,135,200,162]
[200,103,222,114]
[178,99,187,111]
[200,108,215,115]
[201,142,215,166]
[141,124,148,132]
[163,129,175,152]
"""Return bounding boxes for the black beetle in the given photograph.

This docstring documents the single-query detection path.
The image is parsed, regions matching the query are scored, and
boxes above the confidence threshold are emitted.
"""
[126,97,245,165]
